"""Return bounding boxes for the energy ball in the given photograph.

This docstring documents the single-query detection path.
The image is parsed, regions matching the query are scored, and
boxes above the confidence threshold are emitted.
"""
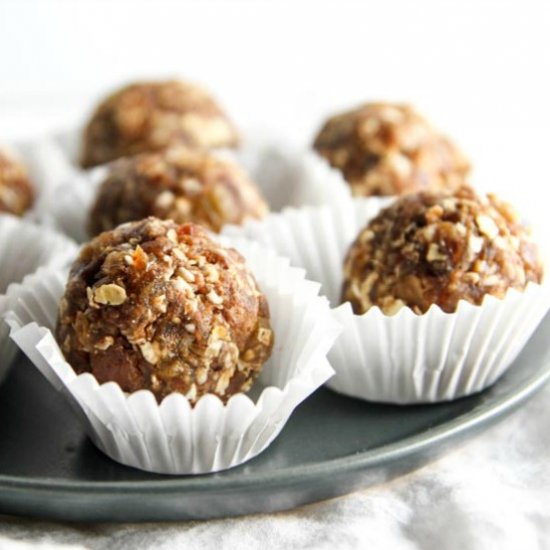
[313,103,470,197]
[88,147,268,236]
[56,218,274,404]
[80,80,239,168]
[342,186,543,315]
[0,148,34,216]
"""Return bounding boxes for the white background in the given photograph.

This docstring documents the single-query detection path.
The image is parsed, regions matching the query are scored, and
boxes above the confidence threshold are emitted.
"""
[1,0,549,217]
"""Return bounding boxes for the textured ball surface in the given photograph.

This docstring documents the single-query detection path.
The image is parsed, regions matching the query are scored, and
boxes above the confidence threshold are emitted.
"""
[313,103,470,196]
[81,80,238,168]
[342,186,543,315]
[57,218,274,403]
[0,148,34,216]
[88,147,268,236]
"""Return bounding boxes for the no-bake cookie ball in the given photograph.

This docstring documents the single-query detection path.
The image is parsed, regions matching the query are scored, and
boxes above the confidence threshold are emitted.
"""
[342,186,543,315]
[56,218,274,403]
[0,148,34,216]
[80,80,239,168]
[313,103,470,197]
[88,147,268,236]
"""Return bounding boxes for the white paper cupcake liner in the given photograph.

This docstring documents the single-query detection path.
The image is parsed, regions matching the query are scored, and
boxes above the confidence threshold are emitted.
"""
[9,136,78,220]
[0,215,78,383]
[4,237,340,474]
[223,198,550,403]
[39,166,106,243]
[231,143,352,212]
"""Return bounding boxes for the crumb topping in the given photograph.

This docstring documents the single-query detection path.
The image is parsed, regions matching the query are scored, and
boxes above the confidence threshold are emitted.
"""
[313,103,470,197]
[342,186,543,314]
[57,218,274,403]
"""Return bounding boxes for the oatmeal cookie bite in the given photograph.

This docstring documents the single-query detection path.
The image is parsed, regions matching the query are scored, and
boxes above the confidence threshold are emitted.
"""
[56,218,274,404]
[0,148,34,216]
[7,232,338,473]
[313,103,470,196]
[80,80,239,168]
[88,147,268,236]
[342,186,543,315]
[222,192,549,402]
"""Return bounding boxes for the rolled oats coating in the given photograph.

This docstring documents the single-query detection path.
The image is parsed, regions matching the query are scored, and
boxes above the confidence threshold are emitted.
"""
[342,186,543,315]
[56,218,274,404]
[313,103,470,196]
[88,147,268,236]
[0,148,34,216]
[80,80,239,168]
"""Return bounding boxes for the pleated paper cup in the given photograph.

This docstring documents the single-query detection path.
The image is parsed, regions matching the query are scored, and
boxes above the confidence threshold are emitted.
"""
[223,198,550,404]
[0,215,78,383]
[9,136,78,219]
[4,237,340,474]
[39,166,106,243]
[230,144,353,212]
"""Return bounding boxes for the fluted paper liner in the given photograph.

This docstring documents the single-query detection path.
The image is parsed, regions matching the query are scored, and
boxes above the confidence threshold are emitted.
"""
[4,237,340,474]
[40,167,106,243]
[10,137,77,219]
[223,198,550,403]
[230,146,352,211]
[0,215,78,383]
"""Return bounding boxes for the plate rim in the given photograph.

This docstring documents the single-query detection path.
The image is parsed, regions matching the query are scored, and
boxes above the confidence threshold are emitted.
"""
[1,351,549,495]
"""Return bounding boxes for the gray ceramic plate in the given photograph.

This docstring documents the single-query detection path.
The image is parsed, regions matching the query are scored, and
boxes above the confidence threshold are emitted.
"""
[1,313,549,523]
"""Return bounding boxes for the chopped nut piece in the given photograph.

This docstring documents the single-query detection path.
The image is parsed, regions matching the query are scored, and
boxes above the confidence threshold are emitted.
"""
[166,228,178,243]
[196,367,208,385]
[172,248,186,260]
[426,243,447,262]
[204,264,219,283]
[181,177,203,195]
[86,287,95,305]
[152,295,167,313]
[463,272,480,284]
[173,276,192,295]
[215,370,232,395]
[93,284,127,306]
[0,148,34,216]
[257,327,273,346]
[442,198,457,211]
[95,336,114,350]
[207,289,224,306]
[155,190,175,209]
[139,342,159,364]
[467,235,484,256]
[476,214,499,240]
[178,266,195,283]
